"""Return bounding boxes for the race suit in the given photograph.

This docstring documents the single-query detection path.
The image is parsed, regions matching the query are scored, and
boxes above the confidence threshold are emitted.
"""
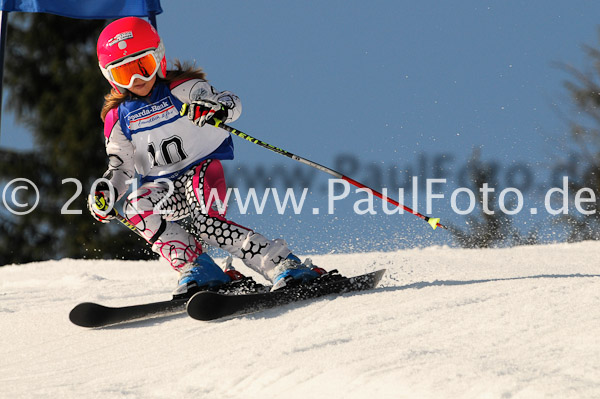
[101,78,290,280]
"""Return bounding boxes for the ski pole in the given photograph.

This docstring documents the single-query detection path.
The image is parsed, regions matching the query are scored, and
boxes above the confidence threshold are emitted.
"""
[93,194,143,236]
[181,104,446,230]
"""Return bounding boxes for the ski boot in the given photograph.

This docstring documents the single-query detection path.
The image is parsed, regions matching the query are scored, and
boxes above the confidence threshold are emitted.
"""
[271,254,327,291]
[172,253,233,299]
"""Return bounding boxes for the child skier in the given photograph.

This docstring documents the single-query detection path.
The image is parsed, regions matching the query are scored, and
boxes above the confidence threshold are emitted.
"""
[89,16,324,297]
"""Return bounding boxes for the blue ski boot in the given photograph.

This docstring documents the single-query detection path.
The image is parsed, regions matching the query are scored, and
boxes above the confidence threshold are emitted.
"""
[271,254,326,291]
[172,253,232,299]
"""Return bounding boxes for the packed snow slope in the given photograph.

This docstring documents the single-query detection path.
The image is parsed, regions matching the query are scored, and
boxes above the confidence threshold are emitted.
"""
[1,242,599,399]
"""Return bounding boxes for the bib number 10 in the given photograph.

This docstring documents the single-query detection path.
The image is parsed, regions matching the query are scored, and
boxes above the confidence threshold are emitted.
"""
[148,135,187,167]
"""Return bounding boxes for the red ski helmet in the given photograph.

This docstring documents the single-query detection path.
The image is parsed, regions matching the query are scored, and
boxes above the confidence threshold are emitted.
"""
[97,17,166,93]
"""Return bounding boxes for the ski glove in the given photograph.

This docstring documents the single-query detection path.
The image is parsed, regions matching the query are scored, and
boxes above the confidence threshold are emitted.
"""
[87,182,116,223]
[187,99,228,127]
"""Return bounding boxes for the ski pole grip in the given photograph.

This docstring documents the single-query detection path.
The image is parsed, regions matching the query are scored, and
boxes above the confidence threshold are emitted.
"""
[94,194,108,211]
[180,103,188,116]
[94,194,118,217]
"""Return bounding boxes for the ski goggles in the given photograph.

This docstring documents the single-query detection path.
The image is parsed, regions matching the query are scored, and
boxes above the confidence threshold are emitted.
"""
[106,51,159,88]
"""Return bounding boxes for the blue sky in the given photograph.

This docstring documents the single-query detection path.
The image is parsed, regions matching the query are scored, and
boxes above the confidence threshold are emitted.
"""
[2,1,600,252]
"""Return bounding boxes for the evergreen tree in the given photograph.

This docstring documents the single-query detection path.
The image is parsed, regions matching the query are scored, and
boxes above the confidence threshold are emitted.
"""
[0,14,154,265]
[558,32,600,241]
[449,149,538,248]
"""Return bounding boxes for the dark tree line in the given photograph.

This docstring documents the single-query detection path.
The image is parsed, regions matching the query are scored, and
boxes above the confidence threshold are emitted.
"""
[0,14,153,265]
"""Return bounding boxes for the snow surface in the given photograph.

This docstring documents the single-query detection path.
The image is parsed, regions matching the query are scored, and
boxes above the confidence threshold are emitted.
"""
[1,242,599,399]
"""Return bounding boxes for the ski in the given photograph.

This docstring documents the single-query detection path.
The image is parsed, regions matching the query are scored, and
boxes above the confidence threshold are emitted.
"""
[69,277,268,328]
[69,298,188,328]
[186,269,386,321]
